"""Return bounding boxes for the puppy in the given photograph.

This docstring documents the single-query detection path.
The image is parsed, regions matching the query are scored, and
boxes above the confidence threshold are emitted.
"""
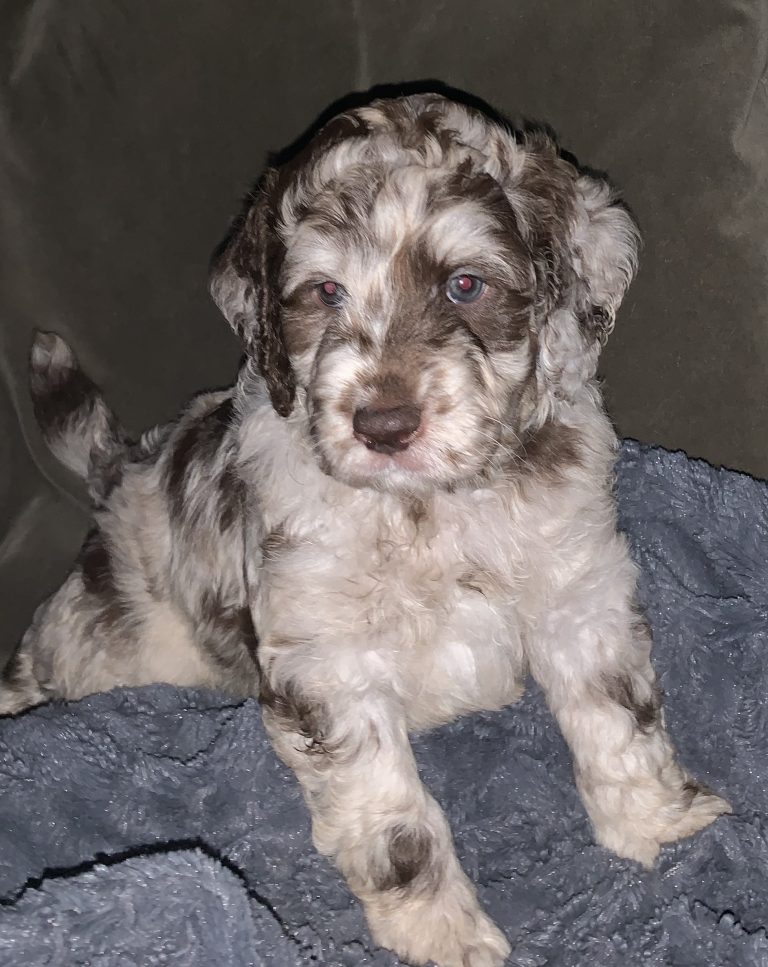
[2,93,729,967]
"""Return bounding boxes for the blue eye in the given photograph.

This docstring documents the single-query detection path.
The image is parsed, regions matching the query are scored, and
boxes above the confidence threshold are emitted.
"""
[446,273,485,304]
[317,280,347,308]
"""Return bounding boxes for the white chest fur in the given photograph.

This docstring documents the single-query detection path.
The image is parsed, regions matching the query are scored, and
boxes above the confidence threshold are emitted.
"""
[240,407,531,727]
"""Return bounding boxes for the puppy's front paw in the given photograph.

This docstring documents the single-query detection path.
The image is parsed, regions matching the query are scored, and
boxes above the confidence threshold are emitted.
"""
[595,779,731,868]
[366,875,510,967]
[663,783,731,842]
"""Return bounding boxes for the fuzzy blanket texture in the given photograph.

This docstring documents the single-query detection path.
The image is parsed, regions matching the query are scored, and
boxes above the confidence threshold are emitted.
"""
[1,441,767,967]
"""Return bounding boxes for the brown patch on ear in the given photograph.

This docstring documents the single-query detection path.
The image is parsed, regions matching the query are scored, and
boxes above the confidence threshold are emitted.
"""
[582,304,615,346]
[514,133,579,317]
[210,171,295,417]
[253,192,295,417]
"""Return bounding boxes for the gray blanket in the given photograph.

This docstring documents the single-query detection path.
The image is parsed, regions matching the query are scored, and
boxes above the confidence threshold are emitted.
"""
[1,441,767,967]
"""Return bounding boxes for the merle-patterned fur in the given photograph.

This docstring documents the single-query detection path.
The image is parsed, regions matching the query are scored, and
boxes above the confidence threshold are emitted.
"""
[2,94,729,967]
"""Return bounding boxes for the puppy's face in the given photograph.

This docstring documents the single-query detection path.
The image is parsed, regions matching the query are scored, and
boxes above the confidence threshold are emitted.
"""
[211,95,639,495]
[281,166,536,491]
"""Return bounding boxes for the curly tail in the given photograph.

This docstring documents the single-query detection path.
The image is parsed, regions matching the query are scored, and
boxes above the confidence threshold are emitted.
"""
[29,331,127,482]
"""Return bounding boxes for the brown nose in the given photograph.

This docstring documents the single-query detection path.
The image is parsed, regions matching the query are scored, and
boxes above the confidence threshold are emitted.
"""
[353,404,422,454]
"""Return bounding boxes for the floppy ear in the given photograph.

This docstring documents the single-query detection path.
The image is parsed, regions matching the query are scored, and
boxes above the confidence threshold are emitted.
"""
[209,170,296,417]
[524,153,640,402]
[570,173,640,347]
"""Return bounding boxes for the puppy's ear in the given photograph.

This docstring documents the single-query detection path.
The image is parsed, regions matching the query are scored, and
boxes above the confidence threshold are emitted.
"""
[569,173,640,347]
[209,170,296,417]
[516,138,640,401]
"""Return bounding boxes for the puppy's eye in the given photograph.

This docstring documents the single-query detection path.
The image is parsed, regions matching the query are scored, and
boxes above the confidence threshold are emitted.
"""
[446,273,485,305]
[316,280,347,308]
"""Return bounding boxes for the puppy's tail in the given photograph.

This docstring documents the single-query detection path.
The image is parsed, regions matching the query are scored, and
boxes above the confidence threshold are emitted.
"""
[29,331,128,481]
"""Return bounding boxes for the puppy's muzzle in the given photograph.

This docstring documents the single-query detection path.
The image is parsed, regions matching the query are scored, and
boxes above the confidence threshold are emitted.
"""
[353,404,422,454]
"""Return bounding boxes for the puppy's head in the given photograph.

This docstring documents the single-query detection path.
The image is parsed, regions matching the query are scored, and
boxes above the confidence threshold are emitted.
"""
[210,94,639,494]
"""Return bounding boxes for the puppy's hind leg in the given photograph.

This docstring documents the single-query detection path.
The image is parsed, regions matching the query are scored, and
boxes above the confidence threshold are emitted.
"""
[261,666,510,967]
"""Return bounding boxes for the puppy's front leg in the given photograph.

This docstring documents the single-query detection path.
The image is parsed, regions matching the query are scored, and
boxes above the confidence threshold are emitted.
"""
[527,570,730,867]
[260,666,510,967]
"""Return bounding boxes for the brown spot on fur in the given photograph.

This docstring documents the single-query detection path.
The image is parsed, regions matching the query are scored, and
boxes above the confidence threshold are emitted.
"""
[77,528,129,628]
[518,420,581,483]
[681,777,713,806]
[218,462,244,533]
[128,428,172,466]
[458,565,507,598]
[261,524,290,558]
[407,498,429,527]
[585,305,615,346]
[167,399,235,518]
[1,651,29,692]
[396,102,446,150]
[603,673,661,734]
[351,328,374,355]
[78,528,114,597]
[443,448,464,470]
[630,605,653,644]
[93,454,126,503]
[367,372,419,412]
[281,289,330,359]
[197,590,260,673]
[386,234,531,359]
[309,179,382,239]
[373,824,434,891]
[260,678,328,753]
[237,607,259,662]
[458,572,487,596]
[682,778,699,806]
